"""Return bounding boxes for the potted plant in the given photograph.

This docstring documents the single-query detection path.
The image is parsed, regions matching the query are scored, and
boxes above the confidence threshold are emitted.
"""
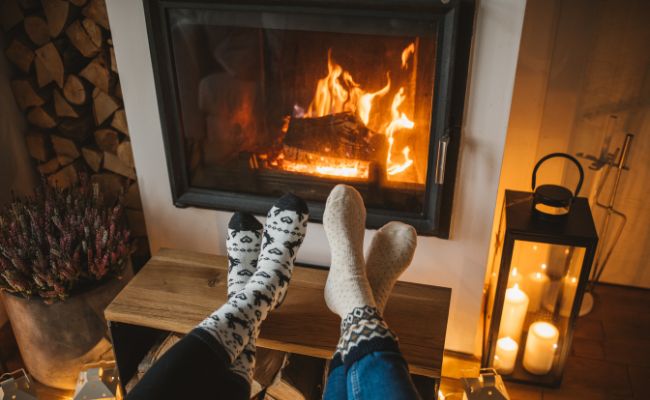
[0,176,132,390]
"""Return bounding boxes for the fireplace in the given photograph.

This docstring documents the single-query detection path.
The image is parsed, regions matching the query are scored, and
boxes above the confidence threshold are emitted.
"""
[144,0,474,236]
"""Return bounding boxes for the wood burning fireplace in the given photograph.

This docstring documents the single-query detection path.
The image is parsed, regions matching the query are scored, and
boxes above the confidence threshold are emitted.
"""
[144,0,474,236]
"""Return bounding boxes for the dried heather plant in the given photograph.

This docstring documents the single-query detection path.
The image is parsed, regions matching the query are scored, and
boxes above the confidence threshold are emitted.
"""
[0,176,131,303]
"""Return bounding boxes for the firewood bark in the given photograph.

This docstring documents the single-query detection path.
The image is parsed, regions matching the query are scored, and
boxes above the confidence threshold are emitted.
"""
[92,89,120,125]
[80,55,110,92]
[66,20,100,58]
[1,0,24,31]
[10,79,44,110]
[24,16,50,46]
[5,40,34,73]
[42,0,70,38]
[103,151,136,180]
[27,106,57,129]
[25,132,51,162]
[34,42,64,88]
[111,109,128,135]
[63,74,87,105]
[53,89,79,118]
[81,147,103,172]
[82,0,110,30]
[94,128,118,153]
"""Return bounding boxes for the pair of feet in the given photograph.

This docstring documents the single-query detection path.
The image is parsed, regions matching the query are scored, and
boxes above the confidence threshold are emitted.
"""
[196,184,417,384]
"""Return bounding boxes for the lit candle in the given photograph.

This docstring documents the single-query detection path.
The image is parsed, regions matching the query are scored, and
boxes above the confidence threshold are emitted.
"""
[509,267,523,287]
[494,337,519,374]
[498,284,529,343]
[523,321,559,375]
[522,271,549,312]
[560,276,579,317]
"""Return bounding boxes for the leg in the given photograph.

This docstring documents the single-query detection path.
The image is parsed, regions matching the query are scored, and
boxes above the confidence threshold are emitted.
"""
[323,362,347,400]
[347,351,420,400]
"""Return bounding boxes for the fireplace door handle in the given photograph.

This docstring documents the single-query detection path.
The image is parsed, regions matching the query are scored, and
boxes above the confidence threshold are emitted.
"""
[434,134,450,185]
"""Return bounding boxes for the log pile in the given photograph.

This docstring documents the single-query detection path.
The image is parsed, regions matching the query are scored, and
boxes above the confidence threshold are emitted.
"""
[2,0,148,252]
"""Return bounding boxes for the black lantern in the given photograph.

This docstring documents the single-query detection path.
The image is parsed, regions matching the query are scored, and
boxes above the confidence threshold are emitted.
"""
[482,189,598,387]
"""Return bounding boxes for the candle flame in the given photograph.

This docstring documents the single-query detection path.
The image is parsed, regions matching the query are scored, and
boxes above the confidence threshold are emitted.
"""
[541,263,547,270]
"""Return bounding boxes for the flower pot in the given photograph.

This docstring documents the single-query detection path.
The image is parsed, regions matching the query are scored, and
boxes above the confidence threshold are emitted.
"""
[1,269,131,390]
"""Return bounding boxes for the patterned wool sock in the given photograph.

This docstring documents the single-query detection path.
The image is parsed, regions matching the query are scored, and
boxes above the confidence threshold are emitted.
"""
[192,194,309,363]
[226,212,263,384]
[323,185,399,370]
[365,221,417,312]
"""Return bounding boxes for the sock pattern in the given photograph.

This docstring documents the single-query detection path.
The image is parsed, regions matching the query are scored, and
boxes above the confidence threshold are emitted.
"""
[226,212,264,383]
[194,194,309,363]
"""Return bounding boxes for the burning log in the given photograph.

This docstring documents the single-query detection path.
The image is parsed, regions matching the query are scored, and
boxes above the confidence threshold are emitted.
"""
[284,112,377,161]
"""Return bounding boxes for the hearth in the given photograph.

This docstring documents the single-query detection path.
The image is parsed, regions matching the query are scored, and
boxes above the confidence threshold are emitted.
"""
[144,0,474,236]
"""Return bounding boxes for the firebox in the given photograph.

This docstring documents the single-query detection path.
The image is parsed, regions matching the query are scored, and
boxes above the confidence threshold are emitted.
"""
[144,0,474,236]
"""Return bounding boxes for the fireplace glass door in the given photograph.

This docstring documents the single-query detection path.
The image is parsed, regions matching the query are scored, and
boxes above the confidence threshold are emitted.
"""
[146,1,473,235]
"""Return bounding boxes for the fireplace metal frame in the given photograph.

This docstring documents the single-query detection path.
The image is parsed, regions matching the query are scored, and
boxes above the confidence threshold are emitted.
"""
[144,0,475,237]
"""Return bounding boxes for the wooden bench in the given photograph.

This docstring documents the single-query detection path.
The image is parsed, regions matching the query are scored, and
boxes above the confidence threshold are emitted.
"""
[105,248,451,395]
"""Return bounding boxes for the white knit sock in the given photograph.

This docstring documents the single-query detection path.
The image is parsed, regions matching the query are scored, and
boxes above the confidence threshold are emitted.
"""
[226,212,263,384]
[323,184,376,318]
[195,194,309,363]
[365,221,417,313]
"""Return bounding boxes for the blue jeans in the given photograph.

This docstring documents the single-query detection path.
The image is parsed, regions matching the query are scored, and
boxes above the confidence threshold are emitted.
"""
[323,351,421,400]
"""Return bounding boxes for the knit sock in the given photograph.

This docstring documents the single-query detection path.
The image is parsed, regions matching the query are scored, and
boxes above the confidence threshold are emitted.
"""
[323,184,375,317]
[226,212,263,384]
[192,194,309,363]
[323,185,398,370]
[365,221,417,312]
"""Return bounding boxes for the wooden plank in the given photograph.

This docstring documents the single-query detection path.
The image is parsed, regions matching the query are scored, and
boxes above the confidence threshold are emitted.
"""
[105,248,451,378]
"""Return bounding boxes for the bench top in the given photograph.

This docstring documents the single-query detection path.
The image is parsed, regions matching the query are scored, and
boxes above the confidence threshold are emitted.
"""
[105,248,451,377]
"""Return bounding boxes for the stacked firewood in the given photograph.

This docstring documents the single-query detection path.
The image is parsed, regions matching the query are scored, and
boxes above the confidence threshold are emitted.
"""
[1,0,147,253]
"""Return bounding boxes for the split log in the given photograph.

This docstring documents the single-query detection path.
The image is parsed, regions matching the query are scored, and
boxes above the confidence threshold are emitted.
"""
[34,42,64,88]
[27,106,57,129]
[1,0,24,31]
[66,20,100,58]
[69,0,88,6]
[109,46,117,73]
[92,89,120,125]
[51,135,80,166]
[37,158,61,175]
[103,151,136,180]
[90,173,125,206]
[5,40,34,73]
[10,80,44,110]
[82,0,110,30]
[111,109,128,135]
[48,164,78,189]
[63,74,88,105]
[42,0,70,38]
[25,132,51,162]
[117,140,134,169]
[58,115,94,141]
[284,112,375,161]
[81,147,103,172]
[53,89,79,118]
[24,16,50,46]
[80,55,110,92]
[94,128,118,153]
[82,18,102,48]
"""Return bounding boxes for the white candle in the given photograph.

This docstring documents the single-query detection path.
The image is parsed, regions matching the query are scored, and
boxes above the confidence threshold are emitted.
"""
[498,284,529,343]
[494,337,519,374]
[509,267,523,287]
[560,276,579,317]
[523,321,559,375]
[522,271,549,312]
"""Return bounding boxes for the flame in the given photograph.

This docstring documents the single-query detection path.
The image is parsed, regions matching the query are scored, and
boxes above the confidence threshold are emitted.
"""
[276,42,418,182]
[401,42,415,69]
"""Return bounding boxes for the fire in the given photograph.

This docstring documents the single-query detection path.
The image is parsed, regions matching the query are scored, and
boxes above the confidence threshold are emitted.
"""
[274,43,419,182]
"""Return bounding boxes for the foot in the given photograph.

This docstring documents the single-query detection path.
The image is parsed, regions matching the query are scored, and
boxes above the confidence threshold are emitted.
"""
[323,184,376,318]
[365,221,417,312]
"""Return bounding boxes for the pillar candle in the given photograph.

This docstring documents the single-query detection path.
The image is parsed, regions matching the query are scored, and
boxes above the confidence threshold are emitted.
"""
[509,267,523,287]
[523,271,549,312]
[494,337,519,375]
[523,321,559,375]
[498,284,529,343]
[560,276,578,317]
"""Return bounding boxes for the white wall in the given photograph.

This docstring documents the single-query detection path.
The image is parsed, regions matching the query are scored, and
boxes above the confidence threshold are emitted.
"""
[106,0,526,355]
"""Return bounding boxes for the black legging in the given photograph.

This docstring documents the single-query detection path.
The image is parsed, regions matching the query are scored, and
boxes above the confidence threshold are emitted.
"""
[126,329,250,400]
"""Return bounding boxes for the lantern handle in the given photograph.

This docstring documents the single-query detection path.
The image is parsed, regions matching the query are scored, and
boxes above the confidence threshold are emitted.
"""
[531,153,584,197]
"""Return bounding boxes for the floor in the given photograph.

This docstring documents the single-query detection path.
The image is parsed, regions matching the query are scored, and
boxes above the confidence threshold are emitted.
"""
[1,283,648,399]
[441,284,650,400]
